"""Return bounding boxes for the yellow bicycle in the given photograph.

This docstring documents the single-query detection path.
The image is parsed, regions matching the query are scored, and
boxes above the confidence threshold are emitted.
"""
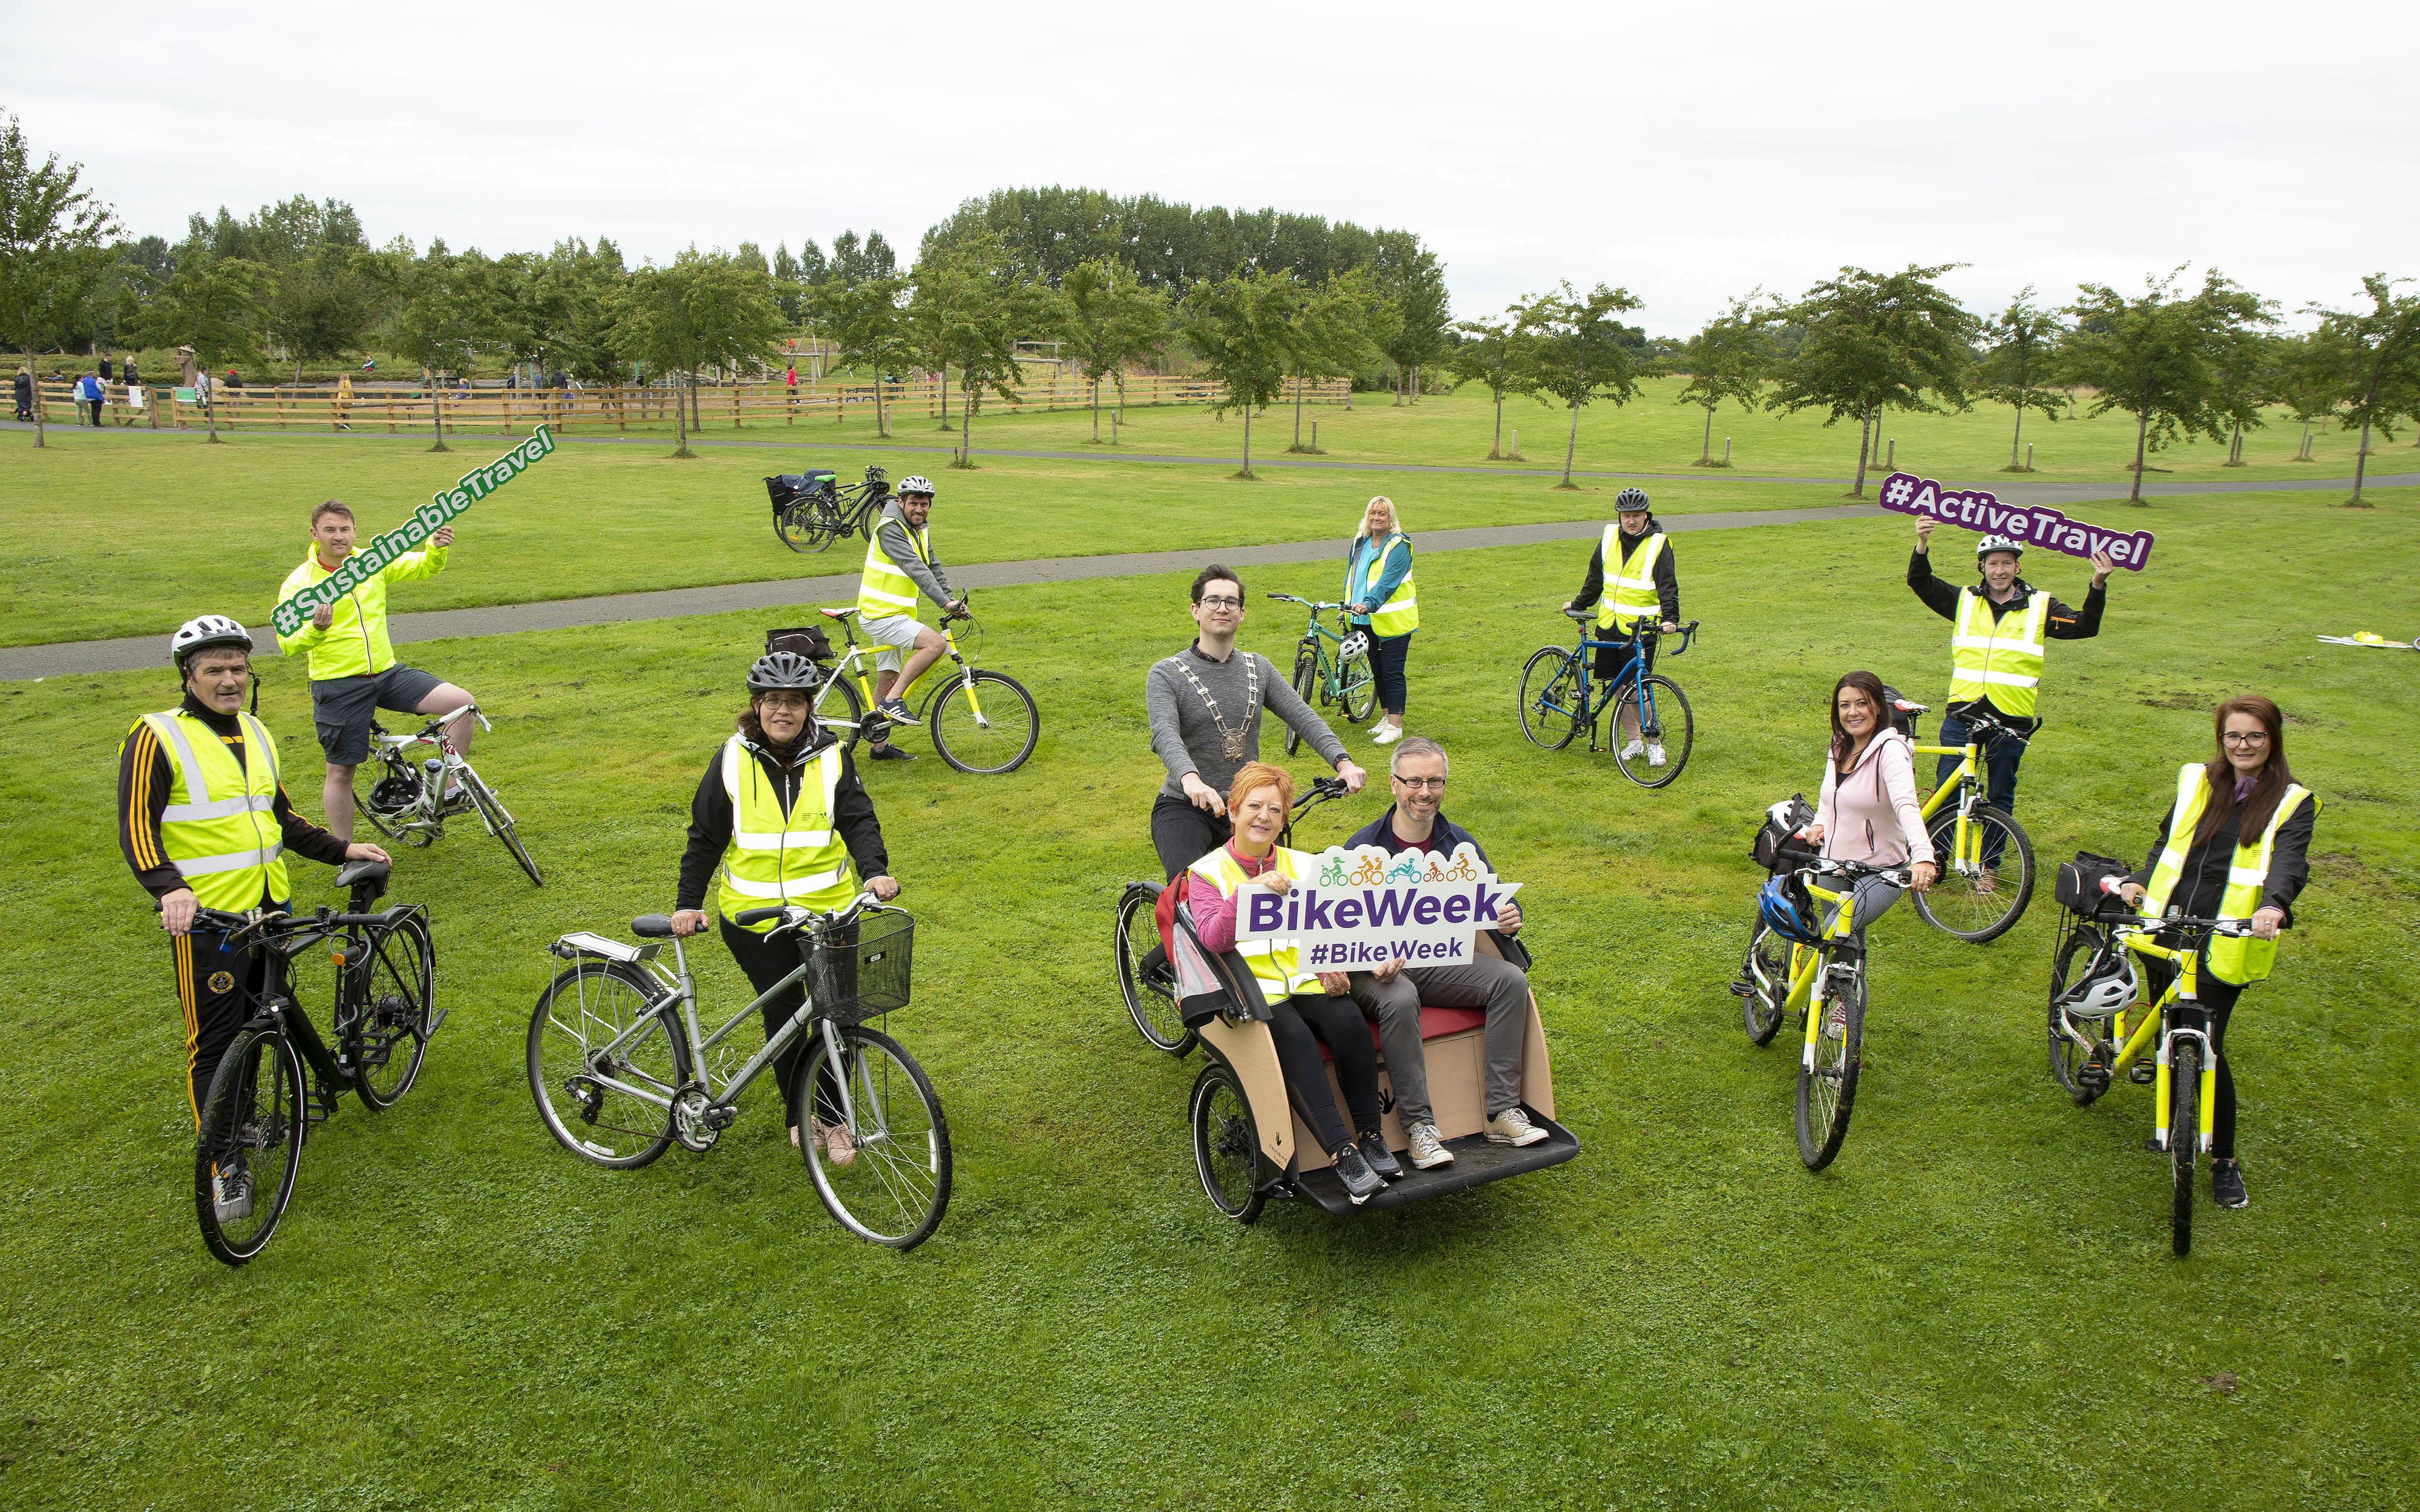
[808,597,1039,774]
[1894,697,2036,942]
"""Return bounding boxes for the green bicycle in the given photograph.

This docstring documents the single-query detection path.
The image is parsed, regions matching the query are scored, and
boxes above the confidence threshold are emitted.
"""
[1266,594,1375,750]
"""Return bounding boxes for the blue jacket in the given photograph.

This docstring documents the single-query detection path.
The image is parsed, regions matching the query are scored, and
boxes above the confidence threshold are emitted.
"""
[1344,806,1532,969]
[1342,534,1413,628]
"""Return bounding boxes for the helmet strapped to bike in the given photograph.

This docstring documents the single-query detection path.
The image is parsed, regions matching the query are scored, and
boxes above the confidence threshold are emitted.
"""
[746,650,823,693]
[171,614,253,669]
[897,475,935,498]
[1975,534,2024,560]
[1758,874,1824,947]
[1615,487,1650,513]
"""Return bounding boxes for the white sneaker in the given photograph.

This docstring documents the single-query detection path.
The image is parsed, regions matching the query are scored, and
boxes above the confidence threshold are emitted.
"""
[1371,723,1402,745]
[1485,1107,1548,1147]
[1646,742,1667,767]
[1618,739,1644,760]
[212,1164,253,1223]
[1405,1122,1456,1169]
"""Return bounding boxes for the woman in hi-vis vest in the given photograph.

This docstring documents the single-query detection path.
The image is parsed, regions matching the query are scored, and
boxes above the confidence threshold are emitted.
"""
[1344,496,1418,747]
[2117,695,2318,1212]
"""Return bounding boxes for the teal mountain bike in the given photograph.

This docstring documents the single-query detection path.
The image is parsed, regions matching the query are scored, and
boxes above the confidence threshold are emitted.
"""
[1267,594,1375,750]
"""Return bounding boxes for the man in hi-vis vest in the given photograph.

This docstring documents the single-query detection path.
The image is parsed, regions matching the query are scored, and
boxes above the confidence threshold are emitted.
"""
[1908,517,2111,874]
[856,476,964,763]
[1565,488,1679,765]
[119,617,390,1223]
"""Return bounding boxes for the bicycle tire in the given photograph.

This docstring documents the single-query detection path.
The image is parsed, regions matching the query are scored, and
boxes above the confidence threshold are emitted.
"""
[815,670,866,755]
[929,669,1038,775]
[1795,958,1866,1171]
[797,1025,952,1249]
[347,913,434,1110]
[1116,883,1195,1056]
[193,1024,306,1266]
[1285,651,1316,755]
[350,753,416,843]
[1611,675,1694,788]
[1912,804,2033,943]
[776,503,833,554]
[460,764,543,886]
[1518,646,1583,751]
[2046,925,2114,1105]
[1741,919,1787,1046]
[526,960,688,1170]
[1191,1059,1266,1223]
[1338,638,1376,724]
[2170,1038,2200,1257]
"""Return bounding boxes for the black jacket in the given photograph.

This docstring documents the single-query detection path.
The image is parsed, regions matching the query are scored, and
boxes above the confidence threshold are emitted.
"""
[676,728,888,912]
[1345,805,1533,970]
[1569,517,1679,627]
[1907,551,2105,723]
[117,693,352,903]
[2125,781,2315,926]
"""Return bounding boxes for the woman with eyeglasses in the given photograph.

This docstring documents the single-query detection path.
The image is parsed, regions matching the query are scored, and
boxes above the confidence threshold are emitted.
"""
[1343,496,1417,747]
[2115,695,2319,1211]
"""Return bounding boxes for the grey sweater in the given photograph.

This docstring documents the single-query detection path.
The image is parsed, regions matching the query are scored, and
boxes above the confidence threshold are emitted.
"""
[1146,642,1350,800]
[874,502,952,609]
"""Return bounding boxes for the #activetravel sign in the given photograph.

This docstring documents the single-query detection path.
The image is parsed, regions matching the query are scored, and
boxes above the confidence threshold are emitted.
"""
[269,425,557,637]
[1877,470,2156,572]
[1237,842,1523,969]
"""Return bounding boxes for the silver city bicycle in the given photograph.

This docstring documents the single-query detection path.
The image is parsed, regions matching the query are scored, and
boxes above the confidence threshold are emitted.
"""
[526,891,950,1249]
[352,702,542,886]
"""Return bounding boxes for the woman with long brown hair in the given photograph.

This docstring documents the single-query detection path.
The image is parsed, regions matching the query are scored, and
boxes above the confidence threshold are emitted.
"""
[2118,695,2320,1210]
[1798,671,1938,936]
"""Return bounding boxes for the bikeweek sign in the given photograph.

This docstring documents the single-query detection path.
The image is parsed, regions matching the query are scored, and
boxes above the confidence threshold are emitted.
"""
[1877,470,2156,572]
[269,425,558,637]
[1237,843,1523,969]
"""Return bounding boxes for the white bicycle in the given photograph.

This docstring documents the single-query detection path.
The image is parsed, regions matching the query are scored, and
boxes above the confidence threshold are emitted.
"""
[352,703,542,886]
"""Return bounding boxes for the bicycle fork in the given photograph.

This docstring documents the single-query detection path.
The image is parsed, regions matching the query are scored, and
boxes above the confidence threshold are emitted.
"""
[2152,1006,2219,1154]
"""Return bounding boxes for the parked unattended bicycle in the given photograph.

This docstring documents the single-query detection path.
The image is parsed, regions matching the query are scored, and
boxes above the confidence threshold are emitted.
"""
[768,464,892,554]
[179,860,440,1266]
[1264,594,1375,748]
[528,891,950,1249]
[807,595,1040,774]
[1519,615,1699,787]
[352,702,541,885]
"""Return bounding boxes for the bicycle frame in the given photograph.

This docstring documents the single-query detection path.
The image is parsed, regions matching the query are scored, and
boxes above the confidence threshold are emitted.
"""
[1784,876,1866,1071]
[1909,712,2025,874]
[817,612,990,736]
[1543,618,1692,745]
[2082,923,2220,1155]
[365,704,488,834]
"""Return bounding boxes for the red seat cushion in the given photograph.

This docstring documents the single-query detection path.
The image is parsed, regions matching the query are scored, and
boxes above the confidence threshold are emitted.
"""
[1319,1004,1487,1061]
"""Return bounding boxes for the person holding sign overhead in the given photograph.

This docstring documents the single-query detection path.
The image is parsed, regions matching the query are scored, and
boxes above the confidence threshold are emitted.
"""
[1343,495,1417,746]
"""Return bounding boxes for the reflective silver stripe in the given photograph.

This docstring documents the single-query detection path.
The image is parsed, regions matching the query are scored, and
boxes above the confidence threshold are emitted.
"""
[175,843,285,877]
[240,712,281,788]
[2228,865,2268,888]
[859,582,917,607]
[148,712,275,820]
[721,867,849,899]
[1952,635,2046,655]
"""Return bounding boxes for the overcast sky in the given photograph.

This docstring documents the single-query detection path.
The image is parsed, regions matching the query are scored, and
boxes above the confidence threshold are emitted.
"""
[5,1,2410,335]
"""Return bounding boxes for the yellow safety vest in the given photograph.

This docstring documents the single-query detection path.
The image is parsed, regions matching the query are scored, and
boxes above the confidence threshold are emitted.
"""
[1355,533,1418,637]
[715,736,859,931]
[1188,845,1321,998]
[1947,588,2050,718]
[274,543,450,681]
[140,709,292,911]
[2140,763,2318,986]
[1595,526,1666,634]
[858,517,934,622]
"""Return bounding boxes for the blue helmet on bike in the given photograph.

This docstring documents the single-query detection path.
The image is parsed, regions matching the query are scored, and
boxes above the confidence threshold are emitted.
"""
[1758,875,1823,947]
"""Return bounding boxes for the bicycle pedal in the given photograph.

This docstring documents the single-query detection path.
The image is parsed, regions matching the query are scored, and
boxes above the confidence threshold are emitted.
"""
[2129,1063,2159,1085]
[1727,980,1754,998]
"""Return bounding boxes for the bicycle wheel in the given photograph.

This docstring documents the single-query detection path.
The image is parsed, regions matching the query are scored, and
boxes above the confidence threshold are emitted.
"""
[1740,918,1787,1047]
[814,670,865,755]
[193,1024,306,1266]
[350,753,417,843]
[1795,958,1866,1171]
[1337,637,1376,724]
[527,960,687,1169]
[1913,805,2034,943]
[347,914,434,1110]
[1518,647,1583,751]
[2046,925,2115,1105]
[1611,675,1694,789]
[775,503,832,553]
[459,763,543,886]
[1190,1059,1265,1223]
[929,669,1038,775]
[2170,1038,2200,1257]
[1116,882,1195,1056]
[1284,650,1316,754]
[798,1025,951,1249]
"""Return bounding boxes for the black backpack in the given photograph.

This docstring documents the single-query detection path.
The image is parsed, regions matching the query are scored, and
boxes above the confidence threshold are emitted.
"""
[765,624,835,663]
[1751,795,1820,873]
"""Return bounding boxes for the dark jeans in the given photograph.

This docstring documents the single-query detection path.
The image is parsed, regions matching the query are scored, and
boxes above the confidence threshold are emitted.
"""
[1150,791,1232,882]
[1266,990,1384,1155]
[1934,711,2026,868]
[1362,629,1411,717]
[719,917,842,1127]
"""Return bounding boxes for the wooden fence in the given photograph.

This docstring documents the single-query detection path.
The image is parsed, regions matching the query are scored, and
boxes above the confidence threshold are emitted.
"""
[22,371,1349,436]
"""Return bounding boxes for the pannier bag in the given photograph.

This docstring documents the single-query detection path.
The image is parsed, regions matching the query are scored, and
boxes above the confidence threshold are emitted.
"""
[1751,794,1820,873]
[765,625,836,663]
[764,470,839,513]
[2054,851,2134,918]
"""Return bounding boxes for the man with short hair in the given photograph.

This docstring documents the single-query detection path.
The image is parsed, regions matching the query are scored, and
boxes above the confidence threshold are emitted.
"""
[276,499,476,840]
[1344,736,1546,1168]
[857,474,962,762]
[1565,486,1680,764]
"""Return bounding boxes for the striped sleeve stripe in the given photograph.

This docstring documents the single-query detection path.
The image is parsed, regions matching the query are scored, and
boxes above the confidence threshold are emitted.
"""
[128,722,162,870]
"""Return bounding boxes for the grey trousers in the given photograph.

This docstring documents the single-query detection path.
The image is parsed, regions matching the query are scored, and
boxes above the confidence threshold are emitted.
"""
[1817,873,1905,941]
[1350,955,1531,1130]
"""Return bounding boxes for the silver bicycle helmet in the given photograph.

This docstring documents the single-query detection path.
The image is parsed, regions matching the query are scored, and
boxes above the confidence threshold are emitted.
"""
[1615,487,1650,512]
[896,475,935,497]
[746,650,823,693]
[171,614,253,668]
[1975,533,2025,559]
[2058,951,2138,1020]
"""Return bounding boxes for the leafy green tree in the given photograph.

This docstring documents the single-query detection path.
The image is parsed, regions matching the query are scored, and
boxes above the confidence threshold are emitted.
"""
[1767,263,1978,498]
[262,243,385,378]
[1371,230,1449,404]
[615,249,787,458]
[2306,274,2420,506]
[909,233,1053,466]
[770,242,808,322]
[1180,269,1300,479]
[0,110,119,447]
[1281,268,1383,453]
[1671,292,1771,466]
[810,272,912,436]
[1446,311,1535,459]
[1056,257,1169,441]
[1974,287,2066,471]
[136,255,272,443]
[1515,281,1645,489]
[390,247,499,451]
[2064,266,2274,503]
[2265,332,2339,463]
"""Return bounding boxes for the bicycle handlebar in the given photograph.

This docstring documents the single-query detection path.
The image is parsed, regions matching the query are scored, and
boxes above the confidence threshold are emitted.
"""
[1293,776,1350,811]
[731,889,893,934]
[1794,857,1914,888]
[160,900,412,945]
[1266,594,1341,611]
[2093,877,2257,937]
[419,702,492,737]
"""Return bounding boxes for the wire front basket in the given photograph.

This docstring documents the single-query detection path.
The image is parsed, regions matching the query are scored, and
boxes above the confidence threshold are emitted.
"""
[806,909,914,1026]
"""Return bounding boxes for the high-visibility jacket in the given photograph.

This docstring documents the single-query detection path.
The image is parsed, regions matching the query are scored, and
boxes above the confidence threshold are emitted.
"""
[715,736,858,931]
[1188,845,1321,998]
[858,520,934,622]
[2140,764,2317,985]
[1351,533,1418,637]
[1595,526,1666,634]
[140,708,291,910]
[1947,588,2049,718]
[275,543,450,681]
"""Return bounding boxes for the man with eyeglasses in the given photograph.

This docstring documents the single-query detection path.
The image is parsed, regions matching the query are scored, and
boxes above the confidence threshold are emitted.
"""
[1341,736,1546,1168]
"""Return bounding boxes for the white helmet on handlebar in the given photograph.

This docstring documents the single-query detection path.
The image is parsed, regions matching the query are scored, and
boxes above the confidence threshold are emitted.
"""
[2057,951,2137,1020]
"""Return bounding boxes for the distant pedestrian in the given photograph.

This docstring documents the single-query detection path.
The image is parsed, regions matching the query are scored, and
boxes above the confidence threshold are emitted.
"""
[99,356,114,384]
[335,371,355,431]
[12,366,33,422]
[78,371,105,426]
[224,367,244,390]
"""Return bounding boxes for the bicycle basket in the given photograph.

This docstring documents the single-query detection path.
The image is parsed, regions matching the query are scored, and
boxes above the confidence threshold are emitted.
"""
[1750,794,1819,873]
[765,471,838,512]
[766,624,836,663]
[2054,851,2134,919]
[805,910,914,1027]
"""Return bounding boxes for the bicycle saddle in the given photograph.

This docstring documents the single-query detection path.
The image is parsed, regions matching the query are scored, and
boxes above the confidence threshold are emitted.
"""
[335,858,391,894]
[1562,607,1594,621]
[630,914,676,938]
[817,607,857,620]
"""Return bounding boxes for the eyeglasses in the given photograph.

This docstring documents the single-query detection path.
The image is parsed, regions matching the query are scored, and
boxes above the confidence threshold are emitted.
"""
[1197,596,1242,610]
[1392,775,1447,790]
[2222,731,2270,747]
[758,694,810,712]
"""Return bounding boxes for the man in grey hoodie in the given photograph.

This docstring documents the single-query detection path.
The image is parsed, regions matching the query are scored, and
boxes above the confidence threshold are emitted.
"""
[857,475,963,762]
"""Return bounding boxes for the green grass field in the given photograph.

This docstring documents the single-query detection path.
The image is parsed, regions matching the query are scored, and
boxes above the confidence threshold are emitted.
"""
[2,471,2415,1507]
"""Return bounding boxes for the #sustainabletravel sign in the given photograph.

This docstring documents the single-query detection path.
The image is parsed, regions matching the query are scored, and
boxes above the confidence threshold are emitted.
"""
[269,425,558,637]
[1238,843,1523,969]
[1877,470,2156,571]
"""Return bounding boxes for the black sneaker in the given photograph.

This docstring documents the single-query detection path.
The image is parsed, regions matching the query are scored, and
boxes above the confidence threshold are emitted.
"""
[869,744,916,762]
[2212,1158,2249,1209]
[1331,1141,1384,1205]
[1357,1131,1403,1180]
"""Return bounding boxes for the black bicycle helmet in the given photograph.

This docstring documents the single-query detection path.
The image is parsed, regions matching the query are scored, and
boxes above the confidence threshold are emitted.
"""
[745,650,823,693]
[1615,487,1651,512]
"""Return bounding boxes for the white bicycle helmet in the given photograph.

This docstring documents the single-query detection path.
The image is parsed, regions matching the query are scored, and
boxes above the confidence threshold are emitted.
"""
[171,614,254,668]
[2058,951,2138,1020]
[1975,534,2025,560]
[896,475,935,497]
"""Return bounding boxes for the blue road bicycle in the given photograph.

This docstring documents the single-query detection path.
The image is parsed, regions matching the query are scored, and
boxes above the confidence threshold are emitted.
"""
[1517,614,1700,788]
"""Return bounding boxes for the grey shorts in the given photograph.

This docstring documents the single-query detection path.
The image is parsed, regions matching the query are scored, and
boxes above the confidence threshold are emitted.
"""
[859,611,931,673]
[312,664,445,765]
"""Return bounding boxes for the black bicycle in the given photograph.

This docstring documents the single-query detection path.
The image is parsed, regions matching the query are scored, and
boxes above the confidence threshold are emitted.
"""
[769,464,892,554]
[179,861,440,1266]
